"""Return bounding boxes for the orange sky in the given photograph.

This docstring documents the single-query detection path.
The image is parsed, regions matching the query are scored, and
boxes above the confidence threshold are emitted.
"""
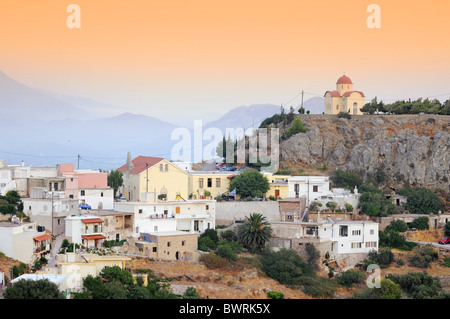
[0,0,449,125]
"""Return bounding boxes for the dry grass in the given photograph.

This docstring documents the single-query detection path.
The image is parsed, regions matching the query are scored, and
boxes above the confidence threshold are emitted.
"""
[125,256,311,299]
[405,229,444,243]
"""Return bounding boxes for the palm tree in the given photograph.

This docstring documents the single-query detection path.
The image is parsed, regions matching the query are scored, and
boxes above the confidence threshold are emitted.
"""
[237,213,272,252]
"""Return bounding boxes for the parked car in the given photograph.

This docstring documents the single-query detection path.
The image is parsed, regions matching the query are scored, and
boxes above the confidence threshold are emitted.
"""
[220,194,235,201]
[438,237,450,245]
[78,203,92,210]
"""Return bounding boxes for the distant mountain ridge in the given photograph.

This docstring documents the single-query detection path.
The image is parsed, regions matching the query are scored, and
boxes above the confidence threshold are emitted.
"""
[0,70,324,168]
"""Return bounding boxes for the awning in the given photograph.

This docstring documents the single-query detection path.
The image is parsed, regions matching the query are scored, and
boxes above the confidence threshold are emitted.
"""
[81,218,104,224]
[34,234,52,242]
[82,234,106,240]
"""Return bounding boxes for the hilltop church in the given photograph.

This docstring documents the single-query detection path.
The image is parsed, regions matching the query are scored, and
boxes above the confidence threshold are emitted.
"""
[324,75,365,115]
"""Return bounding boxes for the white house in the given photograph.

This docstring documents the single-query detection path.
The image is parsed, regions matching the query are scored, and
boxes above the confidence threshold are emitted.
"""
[114,192,216,239]
[288,176,332,205]
[65,215,106,248]
[271,218,379,267]
[0,219,51,264]
[22,195,79,236]
[79,187,114,210]
[326,220,379,255]
[9,273,69,294]
[0,167,16,196]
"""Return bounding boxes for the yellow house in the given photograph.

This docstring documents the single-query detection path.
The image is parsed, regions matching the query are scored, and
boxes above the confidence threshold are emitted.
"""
[118,155,190,202]
[263,173,291,199]
[189,171,236,199]
[324,75,365,115]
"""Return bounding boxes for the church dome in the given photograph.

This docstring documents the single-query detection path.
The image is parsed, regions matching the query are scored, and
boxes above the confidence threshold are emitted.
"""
[336,75,353,85]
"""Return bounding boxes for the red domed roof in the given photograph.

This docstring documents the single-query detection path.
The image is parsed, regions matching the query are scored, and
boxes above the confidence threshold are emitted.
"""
[336,75,353,85]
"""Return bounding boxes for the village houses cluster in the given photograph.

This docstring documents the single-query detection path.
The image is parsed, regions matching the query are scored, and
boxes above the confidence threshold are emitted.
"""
[1,152,448,295]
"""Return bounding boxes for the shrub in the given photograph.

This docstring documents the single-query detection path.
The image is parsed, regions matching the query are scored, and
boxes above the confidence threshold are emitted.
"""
[183,287,201,299]
[198,236,216,251]
[305,243,320,271]
[345,204,353,212]
[386,220,408,233]
[261,249,313,286]
[408,245,438,268]
[325,202,337,212]
[409,216,430,230]
[267,290,284,299]
[445,222,450,237]
[284,117,307,138]
[386,271,442,299]
[361,248,394,269]
[220,230,236,241]
[216,243,237,261]
[379,229,415,250]
[337,111,351,119]
[336,269,366,287]
[299,276,338,298]
[200,252,229,269]
[374,279,402,299]
[201,229,219,244]
[268,195,277,201]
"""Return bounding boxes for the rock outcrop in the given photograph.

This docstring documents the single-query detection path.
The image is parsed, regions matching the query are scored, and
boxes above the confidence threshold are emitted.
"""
[280,114,449,200]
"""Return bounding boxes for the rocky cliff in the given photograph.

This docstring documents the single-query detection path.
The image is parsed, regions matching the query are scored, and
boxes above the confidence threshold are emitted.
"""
[280,114,449,207]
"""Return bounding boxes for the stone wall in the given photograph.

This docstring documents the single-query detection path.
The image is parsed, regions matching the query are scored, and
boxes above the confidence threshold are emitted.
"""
[215,201,281,226]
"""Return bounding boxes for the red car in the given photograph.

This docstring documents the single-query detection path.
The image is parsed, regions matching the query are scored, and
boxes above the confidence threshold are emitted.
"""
[438,237,450,245]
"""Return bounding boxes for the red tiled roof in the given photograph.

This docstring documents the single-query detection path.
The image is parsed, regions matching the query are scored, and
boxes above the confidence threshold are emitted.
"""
[117,155,165,174]
[81,218,104,224]
[342,91,366,97]
[82,234,106,240]
[34,234,52,242]
[336,75,353,84]
[324,90,341,97]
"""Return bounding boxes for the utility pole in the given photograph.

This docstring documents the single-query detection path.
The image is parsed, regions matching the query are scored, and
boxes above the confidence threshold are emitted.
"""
[77,154,80,170]
[51,191,54,237]
[146,163,149,193]
[301,90,304,111]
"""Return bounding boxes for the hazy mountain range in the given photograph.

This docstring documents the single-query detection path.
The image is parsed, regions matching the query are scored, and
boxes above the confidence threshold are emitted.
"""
[0,71,324,169]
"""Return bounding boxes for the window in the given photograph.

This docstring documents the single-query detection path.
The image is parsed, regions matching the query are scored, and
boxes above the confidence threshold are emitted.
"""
[159,164,163,171]
[152,247,157,252]
[70,178,73,182]
[167,242,171,247]
[207,178,212,188]
[139,209,143,214]
[54,182,58,191]
[366,242,377,248]
[206,205,209,211]
[370,229,374,235]
[69,194,74,199]
[94,225,98,233]
[154,226,158,232]
[313,185,318,192]
[339,226,348,237]
[352,230,361,236]
[58,219,60,225]
[81,190,85,196]
[101,192,103,197]
[216,178,221,188]
[165,164,168,172]
[351,242,362,249]
[199,178,204,188]
[182,241,185,246]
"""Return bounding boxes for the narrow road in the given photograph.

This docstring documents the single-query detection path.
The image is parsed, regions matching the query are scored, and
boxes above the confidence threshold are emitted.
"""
[407,240,450,251]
